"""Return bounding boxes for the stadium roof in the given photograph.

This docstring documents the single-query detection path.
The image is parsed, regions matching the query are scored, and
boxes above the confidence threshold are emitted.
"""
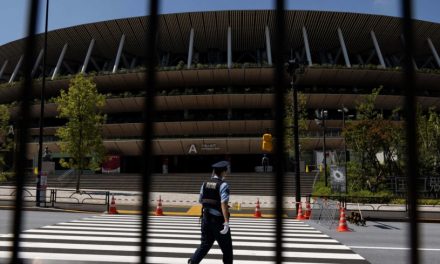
[0,10,440,75]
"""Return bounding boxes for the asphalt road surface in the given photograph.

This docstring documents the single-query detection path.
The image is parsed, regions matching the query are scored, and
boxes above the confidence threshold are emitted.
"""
[308,220,440,264]
[0,211,368,263]
[0,210,438,263]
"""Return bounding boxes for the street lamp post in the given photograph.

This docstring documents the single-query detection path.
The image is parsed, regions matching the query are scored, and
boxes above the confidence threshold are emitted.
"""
[338,107,354,193]
[322,110,328,187]
[315,109,328,186]
[338,107,348,193]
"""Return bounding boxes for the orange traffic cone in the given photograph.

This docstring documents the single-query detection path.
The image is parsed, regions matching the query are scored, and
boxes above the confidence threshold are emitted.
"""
[304,200,312,219]
[254,198,262,218]
[296,202,305,220]
[337,206,350,232]
[155,195,164,216]
[109,195,118,214]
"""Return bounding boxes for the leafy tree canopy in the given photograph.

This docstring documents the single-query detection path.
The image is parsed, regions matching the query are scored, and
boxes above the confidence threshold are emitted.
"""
[55,74,106,191]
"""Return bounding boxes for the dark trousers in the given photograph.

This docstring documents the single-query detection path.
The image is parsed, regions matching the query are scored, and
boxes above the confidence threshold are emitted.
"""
[190,213,233,264]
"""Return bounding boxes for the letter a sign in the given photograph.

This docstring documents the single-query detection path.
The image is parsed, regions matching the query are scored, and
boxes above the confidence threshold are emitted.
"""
[188,144,198,154]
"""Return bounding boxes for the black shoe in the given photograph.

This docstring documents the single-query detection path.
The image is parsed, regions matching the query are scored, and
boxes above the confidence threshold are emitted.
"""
[187,259,192,264]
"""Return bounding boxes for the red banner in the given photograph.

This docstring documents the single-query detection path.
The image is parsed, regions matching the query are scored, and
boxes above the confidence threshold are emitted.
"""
[102,156,120,173]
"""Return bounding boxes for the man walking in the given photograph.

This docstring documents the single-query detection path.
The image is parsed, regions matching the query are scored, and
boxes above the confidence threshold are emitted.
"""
[262,154,269,172]
[188,161,233,264]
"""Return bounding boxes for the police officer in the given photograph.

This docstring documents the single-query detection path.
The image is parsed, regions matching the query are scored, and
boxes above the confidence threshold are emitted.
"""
[188,160,233,264]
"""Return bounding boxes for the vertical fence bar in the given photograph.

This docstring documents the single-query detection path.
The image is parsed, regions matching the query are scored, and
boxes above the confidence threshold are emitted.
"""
[141,0,159,263]
[401,0,419,263]
[273,0,285,263]
[11,0,40,263]
[37,0,49,207]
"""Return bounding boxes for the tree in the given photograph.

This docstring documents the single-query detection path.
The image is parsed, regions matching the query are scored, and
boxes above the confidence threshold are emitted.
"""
[284,90,307,155]
[343,87,404,192]
[0,104,12,171]
[417,107,440,177]
[55,74,106,192]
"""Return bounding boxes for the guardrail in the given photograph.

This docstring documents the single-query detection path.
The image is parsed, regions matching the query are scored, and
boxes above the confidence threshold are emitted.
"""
[0,186,112,211]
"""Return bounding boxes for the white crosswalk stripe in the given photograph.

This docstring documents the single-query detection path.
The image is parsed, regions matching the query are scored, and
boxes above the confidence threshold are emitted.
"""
[0,215,370,263]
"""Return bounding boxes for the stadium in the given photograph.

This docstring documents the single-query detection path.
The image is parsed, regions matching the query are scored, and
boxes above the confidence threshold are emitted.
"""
[0,9,439,175]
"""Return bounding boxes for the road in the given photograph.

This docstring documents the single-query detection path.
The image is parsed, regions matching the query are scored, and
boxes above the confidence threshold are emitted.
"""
[308,220,440,264]
[0,210,95,233]
[0,210,368,263]
[0,210,438,263]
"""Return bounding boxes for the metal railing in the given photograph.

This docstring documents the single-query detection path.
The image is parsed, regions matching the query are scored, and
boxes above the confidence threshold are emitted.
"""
[10,0,420,263]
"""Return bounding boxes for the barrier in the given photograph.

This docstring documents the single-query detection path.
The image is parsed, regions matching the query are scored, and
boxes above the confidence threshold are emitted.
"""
[309,197,340,230]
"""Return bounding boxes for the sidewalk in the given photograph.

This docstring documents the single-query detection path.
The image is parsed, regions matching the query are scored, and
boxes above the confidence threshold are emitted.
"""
[0,187,439,220]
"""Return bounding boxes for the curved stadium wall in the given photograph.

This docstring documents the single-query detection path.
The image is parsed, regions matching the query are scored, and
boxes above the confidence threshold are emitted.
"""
[0,10,439,172]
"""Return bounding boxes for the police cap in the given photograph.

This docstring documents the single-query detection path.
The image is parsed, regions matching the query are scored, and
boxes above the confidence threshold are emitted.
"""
[212,161,229,170]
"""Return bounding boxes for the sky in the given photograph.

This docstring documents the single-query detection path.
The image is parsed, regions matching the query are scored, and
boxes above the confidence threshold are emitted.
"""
[0,0,439,45]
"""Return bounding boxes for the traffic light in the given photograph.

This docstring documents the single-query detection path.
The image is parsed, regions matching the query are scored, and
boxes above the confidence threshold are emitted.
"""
[261,133,273,152]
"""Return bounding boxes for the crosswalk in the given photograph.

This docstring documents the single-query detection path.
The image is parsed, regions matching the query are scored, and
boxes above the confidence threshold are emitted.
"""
[0,214,370,263]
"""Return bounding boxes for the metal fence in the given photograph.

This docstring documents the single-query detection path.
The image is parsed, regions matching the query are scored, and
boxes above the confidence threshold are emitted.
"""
[390,177,440,198]
[10,0,421,263]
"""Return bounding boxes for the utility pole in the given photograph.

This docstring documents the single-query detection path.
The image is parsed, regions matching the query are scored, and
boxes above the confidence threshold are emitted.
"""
[315,109,328,186]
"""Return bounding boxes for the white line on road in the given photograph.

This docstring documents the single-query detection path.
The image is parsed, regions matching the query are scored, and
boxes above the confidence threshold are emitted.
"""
[349,246,440,251]
[0,251,335,264]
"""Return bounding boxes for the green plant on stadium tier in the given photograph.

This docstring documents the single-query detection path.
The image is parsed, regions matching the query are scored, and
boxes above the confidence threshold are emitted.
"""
[1,63,440,93]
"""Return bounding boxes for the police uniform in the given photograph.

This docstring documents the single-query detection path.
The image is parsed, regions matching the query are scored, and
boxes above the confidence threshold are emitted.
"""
[188,161,233,264]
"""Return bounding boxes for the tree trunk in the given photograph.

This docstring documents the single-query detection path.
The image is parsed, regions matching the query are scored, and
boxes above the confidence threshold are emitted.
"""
[76,168,80,192]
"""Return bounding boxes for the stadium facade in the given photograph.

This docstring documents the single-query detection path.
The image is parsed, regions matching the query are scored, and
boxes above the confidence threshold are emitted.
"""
[0,10,439,173]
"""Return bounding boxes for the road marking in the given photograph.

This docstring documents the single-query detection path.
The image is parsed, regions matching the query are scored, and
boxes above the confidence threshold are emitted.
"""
[0,215,368,263]
[0,251,337,264]
[0,240,350,250]
[349,245,440,251]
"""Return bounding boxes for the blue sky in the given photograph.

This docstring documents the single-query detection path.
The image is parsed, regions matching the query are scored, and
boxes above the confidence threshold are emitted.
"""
[0,0,439,45]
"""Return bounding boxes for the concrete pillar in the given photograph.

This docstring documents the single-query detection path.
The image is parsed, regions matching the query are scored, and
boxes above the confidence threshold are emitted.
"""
[130,57,137,69]
[400,34,418,70]
[265,26,272,65]
[63,62,74,74]
[32,49,44,78]
[51,43,68,80]
[227,26,232,69]
[302,26,312,66]
[356,54,364,65]
[112,34,126,73]
[9,55,23,83]
[81,39,95,73]
[187,28,194,69]
[90,57,101,71]
[370,30,386,68]
[338,28,351,67]
[0,60,8,80]
[428,38,440,68]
